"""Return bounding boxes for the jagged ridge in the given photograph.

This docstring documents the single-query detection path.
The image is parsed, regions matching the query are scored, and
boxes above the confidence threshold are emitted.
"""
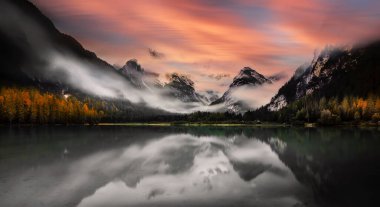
[211,67,272,112]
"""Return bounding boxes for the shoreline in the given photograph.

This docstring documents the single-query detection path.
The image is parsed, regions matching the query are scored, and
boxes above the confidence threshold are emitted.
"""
[97,122,379,128]
[0,122,379,128]
[97,123,289,127]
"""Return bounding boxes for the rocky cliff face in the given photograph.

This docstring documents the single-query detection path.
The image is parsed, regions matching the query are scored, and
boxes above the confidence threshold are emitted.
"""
[163,73,207,104]
[119,59,161,90]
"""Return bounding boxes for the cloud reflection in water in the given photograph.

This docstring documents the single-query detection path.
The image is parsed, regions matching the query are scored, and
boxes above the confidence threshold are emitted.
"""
[75,134,310,207]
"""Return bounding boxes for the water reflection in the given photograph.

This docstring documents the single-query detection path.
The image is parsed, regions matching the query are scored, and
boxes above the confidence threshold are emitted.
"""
[76,134,310,207]
[0,126,379,207]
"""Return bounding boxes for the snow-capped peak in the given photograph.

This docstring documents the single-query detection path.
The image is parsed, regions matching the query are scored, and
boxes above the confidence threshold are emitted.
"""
[211,67,272,113]
[230,67,271,88]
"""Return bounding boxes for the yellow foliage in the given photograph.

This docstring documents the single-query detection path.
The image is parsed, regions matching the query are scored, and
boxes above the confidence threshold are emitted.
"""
[0,87,101,124]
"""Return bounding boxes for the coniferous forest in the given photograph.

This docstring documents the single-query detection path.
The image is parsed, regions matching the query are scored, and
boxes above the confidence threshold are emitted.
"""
[244,94,380,125]
[1,87,380,125]
[184,94,380,125]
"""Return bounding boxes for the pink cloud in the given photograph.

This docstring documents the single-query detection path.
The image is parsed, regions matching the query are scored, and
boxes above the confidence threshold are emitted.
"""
[33,0,380,92]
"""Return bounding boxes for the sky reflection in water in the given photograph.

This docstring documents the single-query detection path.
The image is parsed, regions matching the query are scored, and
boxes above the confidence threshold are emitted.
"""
[1,127,380,207]
[77,134,309,207]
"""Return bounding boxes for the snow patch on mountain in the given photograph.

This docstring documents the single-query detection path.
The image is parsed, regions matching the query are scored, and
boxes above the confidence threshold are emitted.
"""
[198,90,220,104]
[211,67,274,113]
[163,73,207,104]
[268,95,287,111]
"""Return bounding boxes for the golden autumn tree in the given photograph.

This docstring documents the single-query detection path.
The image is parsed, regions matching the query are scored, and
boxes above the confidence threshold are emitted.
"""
[0,87,102,124]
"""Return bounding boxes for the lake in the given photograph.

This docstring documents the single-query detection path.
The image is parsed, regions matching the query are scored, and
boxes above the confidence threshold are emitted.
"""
[0,126,379,207]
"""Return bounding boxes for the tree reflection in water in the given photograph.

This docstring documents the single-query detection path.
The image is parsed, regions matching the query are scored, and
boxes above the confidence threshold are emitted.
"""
[0,126,379,207]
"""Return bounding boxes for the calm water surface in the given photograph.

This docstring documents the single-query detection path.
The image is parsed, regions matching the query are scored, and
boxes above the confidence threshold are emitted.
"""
[0,126,379,207]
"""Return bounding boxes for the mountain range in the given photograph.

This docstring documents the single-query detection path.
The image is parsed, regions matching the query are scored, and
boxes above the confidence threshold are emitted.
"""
[0,0,205,116]
[1,0,379,117]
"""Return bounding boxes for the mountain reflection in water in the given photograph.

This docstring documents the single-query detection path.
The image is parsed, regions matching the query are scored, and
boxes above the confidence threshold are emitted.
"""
[0,126,379,207]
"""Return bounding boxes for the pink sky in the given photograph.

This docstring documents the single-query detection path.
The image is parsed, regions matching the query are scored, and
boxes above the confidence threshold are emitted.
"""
[32,0,380,92]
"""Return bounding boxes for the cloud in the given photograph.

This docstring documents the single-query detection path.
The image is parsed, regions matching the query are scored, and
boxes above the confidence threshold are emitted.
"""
[0,0,219,114]
[48,53,221,113]
[268,71,287,81]
[262,0,380,46]
[206,73,231,81]
[33,0,380,76]
[229,80,287,109]
[148,48,165,59]
[32,0,312,91]
[9,0,380,112]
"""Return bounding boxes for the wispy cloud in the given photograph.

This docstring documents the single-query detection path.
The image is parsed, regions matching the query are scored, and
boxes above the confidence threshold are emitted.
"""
[201,73,230,81]
[1,0,223,114]
[148,48,165,59]
[229,80,287,109]
[25,0,380,108]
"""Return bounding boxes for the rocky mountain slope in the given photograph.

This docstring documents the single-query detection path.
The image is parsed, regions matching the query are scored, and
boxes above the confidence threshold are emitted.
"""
[118,59,161,90]
[198,90,220,104]
[163,73,208,104]
[0,0,118,91]
[268,41,380,111]
[211,67,272,112]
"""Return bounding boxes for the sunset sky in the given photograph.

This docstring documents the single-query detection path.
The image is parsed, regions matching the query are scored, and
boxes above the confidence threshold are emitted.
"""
[32,0,380,93]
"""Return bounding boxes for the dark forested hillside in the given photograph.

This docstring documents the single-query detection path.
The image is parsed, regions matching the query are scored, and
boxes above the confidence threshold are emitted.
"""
[268,41,380,111]
[242,40,380,125]
[0,0,117,89]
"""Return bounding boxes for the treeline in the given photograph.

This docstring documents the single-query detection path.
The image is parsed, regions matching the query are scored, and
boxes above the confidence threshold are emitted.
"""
[245,94,380,125]
[0,87,182,124]
[184,111,242,123]
[0,88,102,124]
[2,87,380,125]
[182,94,380,125]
